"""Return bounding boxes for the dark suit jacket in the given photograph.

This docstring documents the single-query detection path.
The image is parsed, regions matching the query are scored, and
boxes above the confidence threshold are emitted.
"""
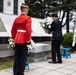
[49,19,64,41]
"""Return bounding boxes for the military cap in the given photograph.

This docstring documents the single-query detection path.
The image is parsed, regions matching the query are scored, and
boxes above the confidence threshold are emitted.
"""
[21,3,29,8]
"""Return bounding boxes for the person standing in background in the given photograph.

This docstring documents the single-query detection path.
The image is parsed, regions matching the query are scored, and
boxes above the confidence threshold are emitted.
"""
[48,13,64,63]
[11,3,32,75]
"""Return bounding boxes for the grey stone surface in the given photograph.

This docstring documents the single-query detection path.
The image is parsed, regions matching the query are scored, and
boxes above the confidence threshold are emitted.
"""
[1,54,76,75]
[0,49,14,58]
[72,72,76,75]
[31,68,50,75]
[29,43,51,53]
[0,70,12,75]
[56,68,75,74]
[44,71,67,75]
[28,43,51,62]
[29,52,45,58]
[29,56,47,62]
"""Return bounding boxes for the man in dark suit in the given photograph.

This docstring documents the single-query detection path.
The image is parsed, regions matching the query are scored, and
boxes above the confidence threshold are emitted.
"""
[48,13,64,63]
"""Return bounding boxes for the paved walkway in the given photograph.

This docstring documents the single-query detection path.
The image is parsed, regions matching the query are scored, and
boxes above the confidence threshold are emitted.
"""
[0,54,76,75]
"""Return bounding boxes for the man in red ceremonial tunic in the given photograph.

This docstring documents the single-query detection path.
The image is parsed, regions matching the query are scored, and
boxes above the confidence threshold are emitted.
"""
[11,3,32,75]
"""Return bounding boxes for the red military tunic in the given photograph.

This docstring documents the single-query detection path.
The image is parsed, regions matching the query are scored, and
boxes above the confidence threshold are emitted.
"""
[11,15,32,44]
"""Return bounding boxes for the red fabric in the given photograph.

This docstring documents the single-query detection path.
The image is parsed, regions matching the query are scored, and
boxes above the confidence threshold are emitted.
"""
[11,15,32,44]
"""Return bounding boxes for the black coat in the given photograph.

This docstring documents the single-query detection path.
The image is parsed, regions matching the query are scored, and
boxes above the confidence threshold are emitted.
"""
[49,19,64,41]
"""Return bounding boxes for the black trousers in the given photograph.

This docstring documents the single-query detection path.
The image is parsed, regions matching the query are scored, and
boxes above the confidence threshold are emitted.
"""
[52,40,62,62]
[13,44,28,75]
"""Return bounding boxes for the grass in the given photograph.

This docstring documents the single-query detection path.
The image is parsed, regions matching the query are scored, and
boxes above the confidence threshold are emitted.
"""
[0,57,14,70]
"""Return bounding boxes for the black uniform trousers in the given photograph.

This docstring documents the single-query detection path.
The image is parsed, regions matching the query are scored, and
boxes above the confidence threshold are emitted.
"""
[52,40,62,62]
[13,44,28,75]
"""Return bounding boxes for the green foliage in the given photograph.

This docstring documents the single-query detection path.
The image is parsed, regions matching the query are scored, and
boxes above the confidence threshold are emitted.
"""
[25,0,45,18]
[25,0,76,33]
[25,0,76,19]
[0,57,14,70]
[0,61,13,70]
[62,32,73,47]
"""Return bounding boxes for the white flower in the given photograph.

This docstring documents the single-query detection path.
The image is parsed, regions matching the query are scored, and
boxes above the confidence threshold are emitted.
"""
[8,38,35,50]
[41,17,53,29]
[48,25,51,28]
[27,39,35,50]
[9,41,13,45]
[42,24,45,27]
[8,38,15,50]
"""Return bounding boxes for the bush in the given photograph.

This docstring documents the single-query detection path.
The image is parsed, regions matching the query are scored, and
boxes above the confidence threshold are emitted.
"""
[62,32,73,48]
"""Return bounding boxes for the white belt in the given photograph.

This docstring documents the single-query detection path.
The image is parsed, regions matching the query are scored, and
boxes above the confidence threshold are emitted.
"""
[17,30,26,32]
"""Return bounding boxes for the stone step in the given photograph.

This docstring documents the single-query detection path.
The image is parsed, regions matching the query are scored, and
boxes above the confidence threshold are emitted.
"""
[28,56,47,62]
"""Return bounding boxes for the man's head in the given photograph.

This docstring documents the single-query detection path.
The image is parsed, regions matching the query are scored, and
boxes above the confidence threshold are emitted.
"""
[51,13,58,20]
[20,3,29,15]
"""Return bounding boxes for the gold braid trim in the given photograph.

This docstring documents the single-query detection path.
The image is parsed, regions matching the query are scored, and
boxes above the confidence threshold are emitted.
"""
[21,5,29,8]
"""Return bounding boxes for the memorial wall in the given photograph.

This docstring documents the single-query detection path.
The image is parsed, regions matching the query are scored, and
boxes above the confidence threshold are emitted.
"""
[0,0,51,44]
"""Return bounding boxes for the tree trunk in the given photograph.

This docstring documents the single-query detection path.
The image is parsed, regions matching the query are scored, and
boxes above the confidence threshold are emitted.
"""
[44,0,46,18]
[66,9,69,33]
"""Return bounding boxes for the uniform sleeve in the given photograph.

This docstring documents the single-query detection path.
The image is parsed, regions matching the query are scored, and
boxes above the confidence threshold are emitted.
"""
[11,21,17,40]
[26,17,32,42]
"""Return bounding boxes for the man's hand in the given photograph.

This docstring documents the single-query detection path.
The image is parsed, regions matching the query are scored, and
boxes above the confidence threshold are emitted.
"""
[27,41,31,45]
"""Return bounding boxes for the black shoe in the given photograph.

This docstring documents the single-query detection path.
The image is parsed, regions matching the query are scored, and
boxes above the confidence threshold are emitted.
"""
[57,61,62,63]
[48,61,57,64]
